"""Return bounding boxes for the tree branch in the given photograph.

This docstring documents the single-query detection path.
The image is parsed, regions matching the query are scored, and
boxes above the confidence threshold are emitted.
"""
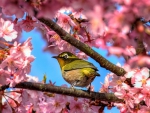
[2,82,123,103]
[39,18,126,76]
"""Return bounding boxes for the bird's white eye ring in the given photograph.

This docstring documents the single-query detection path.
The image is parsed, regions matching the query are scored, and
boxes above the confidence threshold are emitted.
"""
[63,54,68,59]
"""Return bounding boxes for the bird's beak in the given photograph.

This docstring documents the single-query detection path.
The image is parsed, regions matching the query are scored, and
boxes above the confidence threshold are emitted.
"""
[52,56,58,59]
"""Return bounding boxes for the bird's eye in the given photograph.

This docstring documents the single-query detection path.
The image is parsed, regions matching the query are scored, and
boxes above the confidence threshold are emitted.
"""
[63,54,68,59]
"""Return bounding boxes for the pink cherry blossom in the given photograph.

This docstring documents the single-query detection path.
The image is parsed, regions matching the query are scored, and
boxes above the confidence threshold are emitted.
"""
[138,106,150,113]
[0,0,25,18]
[109,74,126,92]
[131,67,149,88]
[0,18,18,42]
[45,94,67,113]
[18,15,37,32]
[115,87,134,109]
[93,38,106,49]
[107,46,125,57]
[100,73,112,93]
[129,88,144,104]
[56,12,76,32]
[128,55,150,68]
[86,5,106,36]
[66,93,99,112]
[0,38,34,87]
[124,69,137,78]
[76,51,88,59]
[114,103,128,113]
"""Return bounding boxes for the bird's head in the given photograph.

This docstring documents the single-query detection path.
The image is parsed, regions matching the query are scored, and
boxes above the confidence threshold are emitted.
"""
[52,52,79,69]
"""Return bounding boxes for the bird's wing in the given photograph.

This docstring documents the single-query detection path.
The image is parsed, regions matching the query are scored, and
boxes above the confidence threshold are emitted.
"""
[63,59,99,71]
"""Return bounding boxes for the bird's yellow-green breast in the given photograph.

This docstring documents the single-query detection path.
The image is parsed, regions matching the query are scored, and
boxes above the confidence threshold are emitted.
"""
[52,52,100,87]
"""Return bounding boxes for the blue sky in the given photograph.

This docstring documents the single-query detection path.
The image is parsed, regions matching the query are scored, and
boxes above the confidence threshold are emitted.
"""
[21,28,125,113]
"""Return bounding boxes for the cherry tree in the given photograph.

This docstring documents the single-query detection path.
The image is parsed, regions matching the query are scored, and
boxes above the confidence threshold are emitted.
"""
[0,0,150,113]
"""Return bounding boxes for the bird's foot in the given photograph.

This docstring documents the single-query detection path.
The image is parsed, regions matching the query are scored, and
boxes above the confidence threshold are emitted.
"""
[87,84,92,93]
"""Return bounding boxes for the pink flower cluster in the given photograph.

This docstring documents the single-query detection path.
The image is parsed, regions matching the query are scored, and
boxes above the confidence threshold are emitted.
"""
[1,0,150,60]
[0,38,34,87]
[45,8,91,58]
[0,17,35,87]
[100,66,150,113]
[3,83,99,113]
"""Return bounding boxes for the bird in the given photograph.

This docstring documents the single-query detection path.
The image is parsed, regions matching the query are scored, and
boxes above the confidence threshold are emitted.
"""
[52,52,100,88]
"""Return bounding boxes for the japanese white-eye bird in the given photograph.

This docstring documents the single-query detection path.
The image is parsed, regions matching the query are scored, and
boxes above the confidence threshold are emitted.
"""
[52,52,100,87]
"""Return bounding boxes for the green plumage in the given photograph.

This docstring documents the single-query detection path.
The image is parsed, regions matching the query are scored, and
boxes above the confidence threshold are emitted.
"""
[63,59,99,73]
[53,52,100,87]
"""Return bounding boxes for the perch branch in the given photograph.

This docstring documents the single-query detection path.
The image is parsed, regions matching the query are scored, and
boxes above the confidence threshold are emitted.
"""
[1,82,123,103]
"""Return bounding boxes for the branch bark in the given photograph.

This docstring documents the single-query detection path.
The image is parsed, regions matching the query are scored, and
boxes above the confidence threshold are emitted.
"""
[39,18,126,76]
[0,82,123,103]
